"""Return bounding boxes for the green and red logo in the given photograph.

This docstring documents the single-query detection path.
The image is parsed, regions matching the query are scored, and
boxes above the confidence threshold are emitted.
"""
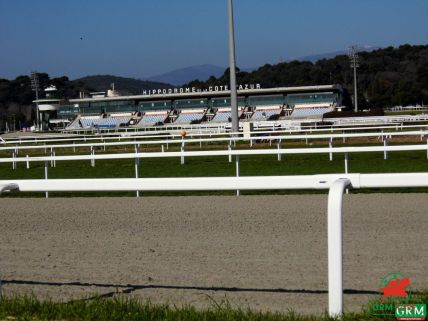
[396,304,426,320]
[378,272,412,304]
[370,272,426,320]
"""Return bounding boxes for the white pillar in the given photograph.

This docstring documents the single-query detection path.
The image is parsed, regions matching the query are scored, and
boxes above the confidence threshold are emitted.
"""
[384,139,388,160]
[327,178,351,317]
[44,161,49,199]
[235,155,240,196]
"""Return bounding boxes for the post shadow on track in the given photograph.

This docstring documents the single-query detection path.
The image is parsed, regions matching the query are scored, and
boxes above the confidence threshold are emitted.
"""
[2,278,378,302]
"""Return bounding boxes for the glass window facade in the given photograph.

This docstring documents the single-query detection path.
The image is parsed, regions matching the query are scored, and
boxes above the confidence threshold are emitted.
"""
[139,100,172,111]
[56,105,80,119]
[211,97,246,107]
[249,95,284,106]
[287,92,338,105]
[174,99,208,109]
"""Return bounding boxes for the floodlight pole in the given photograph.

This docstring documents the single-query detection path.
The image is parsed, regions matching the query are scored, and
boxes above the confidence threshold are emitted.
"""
[228,0,239,134]
[353,62,358,113]
[31,71,40,131]
[349,46,359,113]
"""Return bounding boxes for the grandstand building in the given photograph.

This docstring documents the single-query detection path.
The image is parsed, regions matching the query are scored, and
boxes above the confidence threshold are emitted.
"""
[42,84,343,130]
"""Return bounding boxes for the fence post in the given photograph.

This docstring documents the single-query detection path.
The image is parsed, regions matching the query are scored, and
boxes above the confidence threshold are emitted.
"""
[44,160,49,199]
[12,151,16,170]
[26,155,29,169]
[384,138,388,160]
[329,138,333,161]
[181,143,185,165]
[344,153,349,194]
[135,144,140,198]
[91,146,95,167]
[327,178,351,318]
[344,153,349,175]
[228,144,232,163]
[235,155,240,196]
[277,140,282,161]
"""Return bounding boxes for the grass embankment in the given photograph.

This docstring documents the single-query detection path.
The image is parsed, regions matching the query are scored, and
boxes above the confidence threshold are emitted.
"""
[0,292,427,321]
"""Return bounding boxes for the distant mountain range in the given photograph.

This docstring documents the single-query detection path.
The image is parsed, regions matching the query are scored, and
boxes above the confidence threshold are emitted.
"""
[147,64,225,86]
[74,75,172,95]
[145,46,380,86]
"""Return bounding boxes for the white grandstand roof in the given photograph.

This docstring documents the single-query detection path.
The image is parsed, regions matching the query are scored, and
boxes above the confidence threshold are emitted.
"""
[69,85,342,103]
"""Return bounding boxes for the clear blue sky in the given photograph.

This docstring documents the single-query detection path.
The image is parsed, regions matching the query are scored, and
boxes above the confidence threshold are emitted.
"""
[0,0,427,80]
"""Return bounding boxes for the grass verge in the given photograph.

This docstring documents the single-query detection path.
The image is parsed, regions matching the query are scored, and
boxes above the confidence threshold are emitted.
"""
[1,148,428,197]
[0,292,426,321]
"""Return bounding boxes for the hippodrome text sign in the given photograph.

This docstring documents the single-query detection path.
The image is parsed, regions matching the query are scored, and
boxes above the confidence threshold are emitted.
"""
[142,84,261,96]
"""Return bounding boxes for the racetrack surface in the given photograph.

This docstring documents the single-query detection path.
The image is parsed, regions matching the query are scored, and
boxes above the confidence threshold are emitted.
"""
[1,195,426,315]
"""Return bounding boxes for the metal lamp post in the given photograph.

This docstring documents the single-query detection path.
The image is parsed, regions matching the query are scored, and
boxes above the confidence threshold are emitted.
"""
[348,46,359,113]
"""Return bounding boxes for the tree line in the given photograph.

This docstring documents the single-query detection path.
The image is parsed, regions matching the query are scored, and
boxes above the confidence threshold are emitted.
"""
[0,44,427,128]
[187,44,428,109]
[0,74,172,129]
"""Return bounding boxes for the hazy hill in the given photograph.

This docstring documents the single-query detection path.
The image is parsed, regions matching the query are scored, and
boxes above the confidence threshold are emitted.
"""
[145,48,381,85]
[297,45,380,63]
[75,75,173,95]
[1,44,427,129]
[147,64,225,86]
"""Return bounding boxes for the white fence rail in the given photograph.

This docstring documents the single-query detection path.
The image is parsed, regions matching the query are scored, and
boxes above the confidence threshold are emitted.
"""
[3,123,428,146]
[1,172,427,317]
[1,144,427,165]
[1,130,427,155]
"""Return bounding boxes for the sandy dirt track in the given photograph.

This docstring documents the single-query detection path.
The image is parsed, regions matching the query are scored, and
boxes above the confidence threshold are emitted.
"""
[0,195,427,315]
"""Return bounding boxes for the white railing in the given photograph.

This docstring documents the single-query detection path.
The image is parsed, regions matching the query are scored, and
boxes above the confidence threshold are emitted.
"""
[4,122,428,146]
[1,172,427,317]
[2,144,428,189]
[2,144,428,166]
[1,130,427,155]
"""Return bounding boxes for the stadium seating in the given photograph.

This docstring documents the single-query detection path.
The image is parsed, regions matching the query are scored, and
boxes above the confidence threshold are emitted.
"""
[291,103,334,118]
[137,113,167,126]
[80,117,99,127]
[174,110,204,124]
[96,116,131,127]
[251,107,281,120]
[211,112,231,123]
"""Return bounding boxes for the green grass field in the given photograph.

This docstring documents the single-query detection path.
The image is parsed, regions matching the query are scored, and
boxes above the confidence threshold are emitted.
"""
[1,142,428,196]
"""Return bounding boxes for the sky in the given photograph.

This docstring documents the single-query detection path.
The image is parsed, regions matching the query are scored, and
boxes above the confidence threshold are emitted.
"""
[0,0,427,80]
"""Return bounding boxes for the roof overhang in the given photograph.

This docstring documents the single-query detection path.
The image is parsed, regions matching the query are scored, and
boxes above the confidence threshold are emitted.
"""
[69,85,342,103]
